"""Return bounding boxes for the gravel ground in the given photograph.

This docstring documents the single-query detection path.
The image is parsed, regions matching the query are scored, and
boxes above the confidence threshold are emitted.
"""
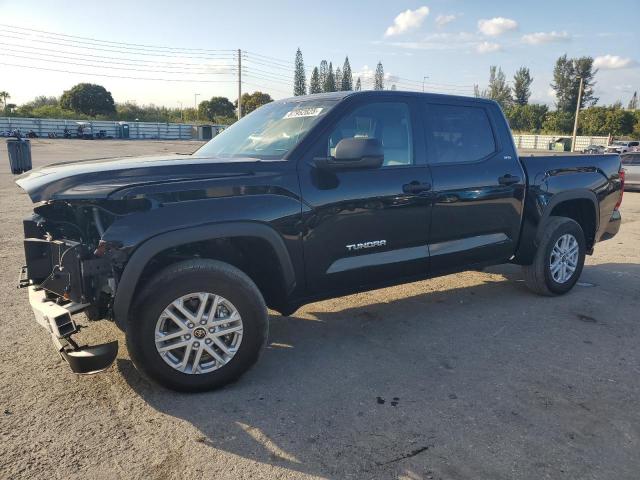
[1,139,639,480]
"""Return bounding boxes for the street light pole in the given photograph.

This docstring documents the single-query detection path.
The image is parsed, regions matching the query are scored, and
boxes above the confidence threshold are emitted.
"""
[422,76,429,92]
[194,93,200,122]
[571,77,584,153]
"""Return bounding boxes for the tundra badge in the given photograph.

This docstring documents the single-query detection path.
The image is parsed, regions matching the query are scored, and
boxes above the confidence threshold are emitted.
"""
[346,240,387,251]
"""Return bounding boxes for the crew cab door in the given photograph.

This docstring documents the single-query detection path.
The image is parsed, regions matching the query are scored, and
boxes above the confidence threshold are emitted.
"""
[420,99,525,272]
[298,97,432,294]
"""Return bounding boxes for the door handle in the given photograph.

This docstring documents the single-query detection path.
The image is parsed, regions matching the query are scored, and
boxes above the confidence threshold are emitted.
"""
[403,181,432,194]
[498,174,521,185]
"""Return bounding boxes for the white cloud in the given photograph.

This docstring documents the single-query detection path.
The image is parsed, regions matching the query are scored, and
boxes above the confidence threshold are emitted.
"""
[384,31,478,51]
[476,41,502,54]
[478,17,518,36]
[385,6,430,37]
[522,31,570,45]
[435,14,457,27]
[593,54,638,70]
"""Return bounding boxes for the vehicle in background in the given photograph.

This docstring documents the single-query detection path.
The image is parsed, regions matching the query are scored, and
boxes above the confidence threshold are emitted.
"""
[15,91,624,392]
[582,144,606,154]
[606,140,640,154]
[621,153,640,191]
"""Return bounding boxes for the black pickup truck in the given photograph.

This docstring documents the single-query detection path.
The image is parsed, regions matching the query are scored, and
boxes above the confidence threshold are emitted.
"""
[15,91,624,391]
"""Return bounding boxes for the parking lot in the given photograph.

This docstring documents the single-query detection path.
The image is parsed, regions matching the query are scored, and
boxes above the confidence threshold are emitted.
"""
[1,139,639,480]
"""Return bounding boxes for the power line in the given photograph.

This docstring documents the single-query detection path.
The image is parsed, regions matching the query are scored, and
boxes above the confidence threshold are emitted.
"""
[0,41,237,68]
[0,52,237,76]
[0,24,235,53]
[0,61,238,83]
[0,32,237,60]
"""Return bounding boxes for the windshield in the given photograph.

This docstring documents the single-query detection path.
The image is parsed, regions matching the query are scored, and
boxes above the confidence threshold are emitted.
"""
[193,98,338,160]
[612,141,627,146]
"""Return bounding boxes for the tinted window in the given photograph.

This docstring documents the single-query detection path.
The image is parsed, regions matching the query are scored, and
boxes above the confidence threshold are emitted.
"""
[194,99,337,160]
[622,153,640,165]
[328,102,413,166]
[424,104,496,164]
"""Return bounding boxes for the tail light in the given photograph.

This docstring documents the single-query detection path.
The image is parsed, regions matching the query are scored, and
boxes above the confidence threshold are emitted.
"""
[615,169,625,210]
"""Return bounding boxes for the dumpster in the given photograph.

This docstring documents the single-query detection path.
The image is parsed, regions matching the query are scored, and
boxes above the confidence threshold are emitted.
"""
[549,137,572,152]
[7,138,32,174]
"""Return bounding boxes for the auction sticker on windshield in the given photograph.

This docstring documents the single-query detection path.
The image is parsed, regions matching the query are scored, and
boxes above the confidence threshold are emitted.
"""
[284,107,323,119]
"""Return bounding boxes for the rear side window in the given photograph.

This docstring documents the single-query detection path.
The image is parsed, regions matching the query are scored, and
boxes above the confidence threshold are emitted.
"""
[622,154,640,165]
[423,103,496,164]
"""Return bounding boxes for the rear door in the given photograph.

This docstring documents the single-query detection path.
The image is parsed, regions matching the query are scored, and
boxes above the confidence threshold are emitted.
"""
[420,99,525,272]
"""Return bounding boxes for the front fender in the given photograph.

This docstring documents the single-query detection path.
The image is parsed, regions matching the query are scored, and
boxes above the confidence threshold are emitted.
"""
[112,221,296,329]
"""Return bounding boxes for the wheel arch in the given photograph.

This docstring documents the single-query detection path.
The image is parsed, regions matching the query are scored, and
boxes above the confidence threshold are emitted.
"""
[514,189,598,265]
[542,190,598,249]
[112,222,296,330]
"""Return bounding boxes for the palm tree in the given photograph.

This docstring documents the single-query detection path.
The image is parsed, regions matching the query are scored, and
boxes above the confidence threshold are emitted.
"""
[0,91,10,113]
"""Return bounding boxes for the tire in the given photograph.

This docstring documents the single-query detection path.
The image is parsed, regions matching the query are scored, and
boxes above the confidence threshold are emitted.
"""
[126,259,268,392]
[522,216,586,296]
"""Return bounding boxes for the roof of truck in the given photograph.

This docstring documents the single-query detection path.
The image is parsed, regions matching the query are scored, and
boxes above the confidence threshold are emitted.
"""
[275,89,497,105]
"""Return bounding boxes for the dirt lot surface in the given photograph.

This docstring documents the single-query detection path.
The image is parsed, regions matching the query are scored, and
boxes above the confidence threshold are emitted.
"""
[1,139,639,480]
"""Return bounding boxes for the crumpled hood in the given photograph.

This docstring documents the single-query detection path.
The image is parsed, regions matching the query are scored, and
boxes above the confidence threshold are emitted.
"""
[16,153,274,202]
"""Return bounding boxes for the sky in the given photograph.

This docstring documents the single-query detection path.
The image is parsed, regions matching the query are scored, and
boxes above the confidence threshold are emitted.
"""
[1,0,638,109]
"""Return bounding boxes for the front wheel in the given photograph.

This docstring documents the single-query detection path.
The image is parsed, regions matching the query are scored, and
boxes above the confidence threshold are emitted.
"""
[127,259,268,392]
[522,216,586,296]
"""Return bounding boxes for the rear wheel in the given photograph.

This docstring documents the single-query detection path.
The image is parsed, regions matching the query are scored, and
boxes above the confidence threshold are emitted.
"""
[522,216,586,296]
[127,259,268,392]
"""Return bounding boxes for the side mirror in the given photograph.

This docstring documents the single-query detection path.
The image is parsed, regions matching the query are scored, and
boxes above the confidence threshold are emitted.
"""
[314,138,384,171]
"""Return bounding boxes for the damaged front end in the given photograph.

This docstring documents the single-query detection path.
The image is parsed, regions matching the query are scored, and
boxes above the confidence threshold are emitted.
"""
[19,198,148,373]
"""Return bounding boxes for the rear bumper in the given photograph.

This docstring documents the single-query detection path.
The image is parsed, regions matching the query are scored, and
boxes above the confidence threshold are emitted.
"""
[600,209,621,241]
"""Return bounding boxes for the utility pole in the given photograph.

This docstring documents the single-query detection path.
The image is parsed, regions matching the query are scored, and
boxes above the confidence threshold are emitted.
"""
[571,76,584,152]
[237,49,242,120]
[194,93,200,122]
[422,76,429,92]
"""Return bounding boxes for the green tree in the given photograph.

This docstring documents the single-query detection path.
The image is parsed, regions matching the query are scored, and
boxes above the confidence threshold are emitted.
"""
[633,110,640,137]
[324,62,336,92]
[505,104,548,132]
[512,67,532,106]
[551,54,598,112]
[235,91,273,115]
[309,67,322,94]
[628,91,638,110]
[542,110,574,134]
[0,91,10,113]
[31,96,58,108]
[487,66,512,109]
[60,83,116,117]
[374,62,384,90]
[199,96,234,121]
[341,57,353,91]
[335,67,342,91]
[355,77,362,91]
[319,60,329,89]
[293,48,307,96]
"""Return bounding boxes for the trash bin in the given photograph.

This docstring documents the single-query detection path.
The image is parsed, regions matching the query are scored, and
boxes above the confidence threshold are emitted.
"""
[7,138,32,174]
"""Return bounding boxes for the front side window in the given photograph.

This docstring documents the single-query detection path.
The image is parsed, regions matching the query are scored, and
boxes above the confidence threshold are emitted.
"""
[327,102,413,167]
[424,103,496,164]
[193,99,338,160]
